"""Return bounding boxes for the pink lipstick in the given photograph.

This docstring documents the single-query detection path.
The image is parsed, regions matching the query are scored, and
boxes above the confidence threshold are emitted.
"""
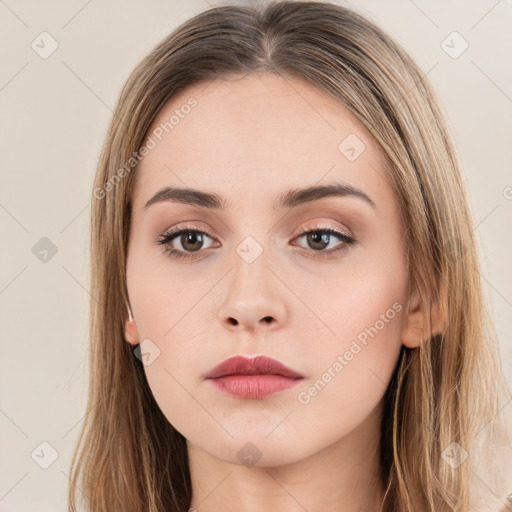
[204,355,304,399]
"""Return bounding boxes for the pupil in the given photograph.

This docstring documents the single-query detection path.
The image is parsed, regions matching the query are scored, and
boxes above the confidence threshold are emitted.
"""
[182,232,203,252]
[308,232,329,250]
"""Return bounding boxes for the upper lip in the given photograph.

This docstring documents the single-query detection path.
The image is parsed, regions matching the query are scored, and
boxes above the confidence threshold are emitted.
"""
[205,355,304,379]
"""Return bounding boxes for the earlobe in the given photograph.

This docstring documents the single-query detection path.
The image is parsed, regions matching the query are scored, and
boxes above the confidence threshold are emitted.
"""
[401,289,424,348]
[124,306,140,345]
[401,287,446,348]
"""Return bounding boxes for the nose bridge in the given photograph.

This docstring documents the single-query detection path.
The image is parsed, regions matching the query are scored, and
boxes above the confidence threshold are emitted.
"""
[217,236,287,332]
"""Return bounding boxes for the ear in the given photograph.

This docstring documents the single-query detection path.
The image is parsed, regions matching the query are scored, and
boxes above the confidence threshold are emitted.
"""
[124,306,140,345]
[401,286,446,348]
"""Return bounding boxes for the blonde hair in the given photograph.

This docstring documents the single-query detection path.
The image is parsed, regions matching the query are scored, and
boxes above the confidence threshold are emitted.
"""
[69,1,509,510]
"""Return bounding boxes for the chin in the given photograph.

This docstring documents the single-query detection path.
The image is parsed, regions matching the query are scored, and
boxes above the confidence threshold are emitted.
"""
[211,432,314,468]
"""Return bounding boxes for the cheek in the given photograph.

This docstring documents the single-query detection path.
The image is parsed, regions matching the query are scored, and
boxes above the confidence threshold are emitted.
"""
[128,255,213,341]
[292,257,406,355]
[291,283,405,443]
[297,297,404,400]
[129,273,217,435]
[289,251,407,410]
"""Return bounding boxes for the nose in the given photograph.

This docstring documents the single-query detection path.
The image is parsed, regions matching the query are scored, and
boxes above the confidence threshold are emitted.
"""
[217,252,288,333]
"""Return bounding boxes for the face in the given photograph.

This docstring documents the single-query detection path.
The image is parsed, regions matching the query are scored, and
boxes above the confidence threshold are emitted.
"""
[125,72,414,467]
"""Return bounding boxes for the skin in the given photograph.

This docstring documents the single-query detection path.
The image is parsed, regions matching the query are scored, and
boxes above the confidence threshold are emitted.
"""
[124,72,429,512]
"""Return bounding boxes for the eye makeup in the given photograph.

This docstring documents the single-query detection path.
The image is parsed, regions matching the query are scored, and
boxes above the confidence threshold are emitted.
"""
[155,222,356,262]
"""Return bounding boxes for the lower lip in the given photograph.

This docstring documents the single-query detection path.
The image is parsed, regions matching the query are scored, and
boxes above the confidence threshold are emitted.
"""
[207,375,303,399]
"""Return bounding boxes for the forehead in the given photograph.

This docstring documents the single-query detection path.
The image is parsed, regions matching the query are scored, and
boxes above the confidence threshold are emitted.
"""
[132,72,391,212]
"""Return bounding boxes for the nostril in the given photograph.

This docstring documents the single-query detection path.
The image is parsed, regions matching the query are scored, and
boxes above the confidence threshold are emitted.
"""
[263,316,273,323]
[228,317,238,326]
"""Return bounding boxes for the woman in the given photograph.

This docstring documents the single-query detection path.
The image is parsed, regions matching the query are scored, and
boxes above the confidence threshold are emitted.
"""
[69,1,510,511]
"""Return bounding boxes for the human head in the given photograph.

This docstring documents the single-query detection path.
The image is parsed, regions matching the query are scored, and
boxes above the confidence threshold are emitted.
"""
[70,2,506,511]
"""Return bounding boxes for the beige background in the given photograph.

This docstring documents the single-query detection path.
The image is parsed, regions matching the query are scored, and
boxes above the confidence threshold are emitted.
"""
[0,0,511,510]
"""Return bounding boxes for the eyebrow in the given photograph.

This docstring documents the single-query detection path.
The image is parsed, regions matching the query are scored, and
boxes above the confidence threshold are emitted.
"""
[143,183,376,210]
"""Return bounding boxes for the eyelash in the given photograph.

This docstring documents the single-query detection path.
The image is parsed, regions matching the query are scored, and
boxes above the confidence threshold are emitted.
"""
[156,224,356,261]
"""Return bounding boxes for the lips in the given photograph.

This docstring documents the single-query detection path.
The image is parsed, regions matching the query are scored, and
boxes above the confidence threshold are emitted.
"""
[205,355,304,380]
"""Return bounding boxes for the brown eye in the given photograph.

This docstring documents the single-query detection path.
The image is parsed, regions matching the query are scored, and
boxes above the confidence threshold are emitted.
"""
[156,226,217,260]
[179,232,205,252]
[305,232,331,250]
[292,227,356,260]
[294,228,354,251]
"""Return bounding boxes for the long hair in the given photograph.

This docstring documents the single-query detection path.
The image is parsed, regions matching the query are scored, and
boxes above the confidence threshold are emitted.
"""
[68,1,509,510]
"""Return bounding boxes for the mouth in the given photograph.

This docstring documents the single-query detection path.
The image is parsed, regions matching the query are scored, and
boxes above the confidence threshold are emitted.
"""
[204,355,304,399]
[205,355,304,379]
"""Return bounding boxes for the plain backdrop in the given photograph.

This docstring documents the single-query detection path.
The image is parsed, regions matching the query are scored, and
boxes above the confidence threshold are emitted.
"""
[0,1,511,511]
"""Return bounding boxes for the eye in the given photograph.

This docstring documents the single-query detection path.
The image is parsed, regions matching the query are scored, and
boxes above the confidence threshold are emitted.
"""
[156,225,218,260]
[156,224,356,261]
[291,227,356,259]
